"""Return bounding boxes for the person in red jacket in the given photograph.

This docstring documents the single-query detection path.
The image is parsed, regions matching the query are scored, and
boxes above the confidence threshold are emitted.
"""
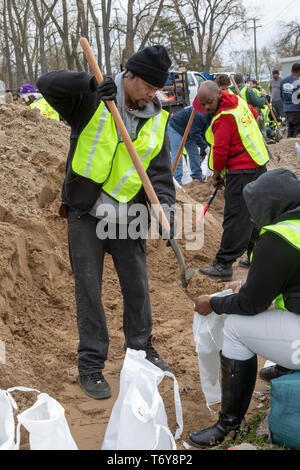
[194,81,268,280]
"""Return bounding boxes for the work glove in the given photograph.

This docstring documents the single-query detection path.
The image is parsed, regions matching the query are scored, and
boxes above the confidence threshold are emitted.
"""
[97,76,117,102]
[90,75,117,103]
[212,173,225,189]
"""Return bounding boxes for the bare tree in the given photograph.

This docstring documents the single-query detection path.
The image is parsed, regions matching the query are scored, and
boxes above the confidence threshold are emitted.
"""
[31,0,59,74]
[170,0,246,71]
[275,21,300,58]
[121,0,166,63]
[88,0,103,71]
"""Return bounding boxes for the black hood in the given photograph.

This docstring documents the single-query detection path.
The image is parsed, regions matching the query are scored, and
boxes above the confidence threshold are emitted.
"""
[243,168,300,228]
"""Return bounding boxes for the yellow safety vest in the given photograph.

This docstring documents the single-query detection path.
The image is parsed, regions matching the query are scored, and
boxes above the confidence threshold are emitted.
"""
[30,97,60,121]
[259,219,300,310]
[72,101,169,203]
[206,97,269,172]
[240,86,248,102]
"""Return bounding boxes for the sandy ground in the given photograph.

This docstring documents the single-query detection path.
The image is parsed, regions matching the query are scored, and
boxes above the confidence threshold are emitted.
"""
[0,101,299,450]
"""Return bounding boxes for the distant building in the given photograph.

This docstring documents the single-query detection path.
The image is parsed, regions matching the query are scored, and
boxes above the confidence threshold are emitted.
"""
[279,56,300,78]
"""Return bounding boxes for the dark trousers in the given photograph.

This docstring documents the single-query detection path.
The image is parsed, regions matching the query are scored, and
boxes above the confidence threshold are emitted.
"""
[67,209,153,375]
[286,112,300,138]
[215,166,266,265]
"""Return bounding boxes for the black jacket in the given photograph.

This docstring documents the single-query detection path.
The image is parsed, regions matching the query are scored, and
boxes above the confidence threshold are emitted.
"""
[37,71,176,213]
[169,106,209,151]
[211,168,300,315]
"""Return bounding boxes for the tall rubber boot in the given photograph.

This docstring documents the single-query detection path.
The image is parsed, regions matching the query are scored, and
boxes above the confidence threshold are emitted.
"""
[189,352,257,448]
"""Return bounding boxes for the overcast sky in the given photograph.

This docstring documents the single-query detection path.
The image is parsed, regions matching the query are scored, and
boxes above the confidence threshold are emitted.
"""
[241,0,299,49]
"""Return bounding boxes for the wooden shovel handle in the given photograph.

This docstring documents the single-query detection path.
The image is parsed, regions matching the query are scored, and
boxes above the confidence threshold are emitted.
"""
[172,108,196,174]
[80,38,170,235]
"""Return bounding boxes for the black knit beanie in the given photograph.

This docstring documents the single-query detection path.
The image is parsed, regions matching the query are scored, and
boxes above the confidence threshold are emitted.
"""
[125,45,172,88]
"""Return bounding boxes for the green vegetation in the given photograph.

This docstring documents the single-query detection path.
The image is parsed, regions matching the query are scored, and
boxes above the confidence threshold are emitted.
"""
[212,408,286,450]
[259,81,270,93]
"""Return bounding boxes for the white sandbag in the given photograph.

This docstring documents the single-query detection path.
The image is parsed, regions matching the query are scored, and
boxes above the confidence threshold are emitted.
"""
[193,289,233,410]
[102,349,183,450]
[201,154,213,181]
[0,390,18,450]
[182,157,193,185]
[15,393,78,450]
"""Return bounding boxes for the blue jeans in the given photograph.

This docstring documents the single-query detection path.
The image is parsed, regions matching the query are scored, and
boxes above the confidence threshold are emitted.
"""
[168,125,202,184]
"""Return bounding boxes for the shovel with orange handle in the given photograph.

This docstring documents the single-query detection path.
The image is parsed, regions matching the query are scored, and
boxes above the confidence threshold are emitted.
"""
[80,38,195,288]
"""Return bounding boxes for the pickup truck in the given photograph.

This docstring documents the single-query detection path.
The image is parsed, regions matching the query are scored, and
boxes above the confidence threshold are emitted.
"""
[158,70,206,113]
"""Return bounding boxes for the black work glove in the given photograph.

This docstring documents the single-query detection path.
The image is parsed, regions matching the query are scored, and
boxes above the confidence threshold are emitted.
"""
[90,75,117,102]
[266,94,271,104]
[212,173,225,189]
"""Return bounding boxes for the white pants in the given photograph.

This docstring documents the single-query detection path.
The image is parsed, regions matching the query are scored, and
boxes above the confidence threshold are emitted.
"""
[222,309,300,369]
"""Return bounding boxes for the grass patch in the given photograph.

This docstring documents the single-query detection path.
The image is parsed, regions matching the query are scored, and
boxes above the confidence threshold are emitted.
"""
[213,409,286,450]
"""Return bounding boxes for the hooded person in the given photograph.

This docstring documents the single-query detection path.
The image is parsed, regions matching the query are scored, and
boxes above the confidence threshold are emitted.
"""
[36,45,176,400]
[189,168,300,448]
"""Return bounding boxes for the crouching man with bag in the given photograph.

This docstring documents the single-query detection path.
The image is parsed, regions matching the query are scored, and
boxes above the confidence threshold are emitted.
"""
[189,168,300,448]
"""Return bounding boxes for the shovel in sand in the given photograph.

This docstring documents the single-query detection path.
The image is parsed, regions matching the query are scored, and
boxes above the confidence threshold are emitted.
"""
[168,239,195,289]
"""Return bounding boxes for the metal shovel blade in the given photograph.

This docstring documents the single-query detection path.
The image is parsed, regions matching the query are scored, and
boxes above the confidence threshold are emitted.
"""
[168,239,195,289]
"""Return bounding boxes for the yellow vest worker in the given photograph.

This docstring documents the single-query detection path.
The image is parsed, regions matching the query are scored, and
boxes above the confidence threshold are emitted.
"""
[30,97,60,121]
[206,97,269,173]
[72,101,169,203]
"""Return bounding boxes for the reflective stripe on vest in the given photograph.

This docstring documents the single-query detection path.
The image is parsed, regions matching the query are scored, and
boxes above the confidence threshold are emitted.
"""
[72,101,169,202]
[102,111,168,202]
[240,86,248,102]
[260,219,300,310]
[30,98,60,121]
[206,97,269,171]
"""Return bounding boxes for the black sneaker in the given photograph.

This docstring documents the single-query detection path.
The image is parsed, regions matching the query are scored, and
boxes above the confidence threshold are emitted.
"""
[199,263,233,281]
[79,372,111,399]
[145,337,172,372]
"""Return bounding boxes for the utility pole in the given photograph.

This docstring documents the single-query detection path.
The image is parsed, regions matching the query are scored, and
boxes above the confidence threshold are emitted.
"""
[248,18,262,81]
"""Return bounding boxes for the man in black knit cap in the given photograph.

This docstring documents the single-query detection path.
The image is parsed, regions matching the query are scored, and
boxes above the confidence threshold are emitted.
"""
[37,46,175,400]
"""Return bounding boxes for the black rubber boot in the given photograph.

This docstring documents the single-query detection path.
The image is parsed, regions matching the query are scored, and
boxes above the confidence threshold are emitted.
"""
[189,352,257,448]
[199,262,233,281]
[259,364,295,383]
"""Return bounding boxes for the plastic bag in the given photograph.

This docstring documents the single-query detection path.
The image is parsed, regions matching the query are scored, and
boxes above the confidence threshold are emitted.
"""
[0,389,18,450]
[193,289,232,410]
[201,154,213,181]
[15,392,78,450]
[102,349,183,450]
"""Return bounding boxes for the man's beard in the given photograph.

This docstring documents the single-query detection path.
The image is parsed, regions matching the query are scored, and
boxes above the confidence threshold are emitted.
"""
[132,100,146,110]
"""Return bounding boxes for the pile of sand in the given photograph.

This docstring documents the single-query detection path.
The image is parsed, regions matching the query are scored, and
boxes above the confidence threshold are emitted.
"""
[0,101,299,449]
